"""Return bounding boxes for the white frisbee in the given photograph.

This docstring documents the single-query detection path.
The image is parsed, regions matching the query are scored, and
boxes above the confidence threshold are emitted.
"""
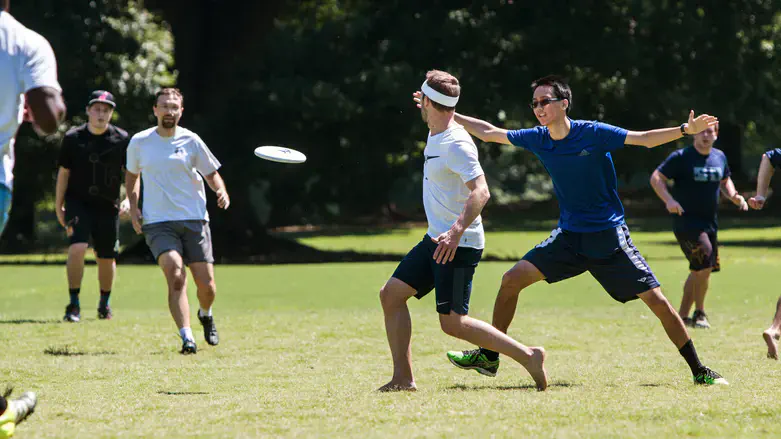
[253,146,307,164]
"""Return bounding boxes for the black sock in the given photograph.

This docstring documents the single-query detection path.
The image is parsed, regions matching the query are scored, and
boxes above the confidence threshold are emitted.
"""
[69,288,80,307]
[480,348,500,361]
[99,290,111,309]
[679,339,704,375]
[0,395,6,416]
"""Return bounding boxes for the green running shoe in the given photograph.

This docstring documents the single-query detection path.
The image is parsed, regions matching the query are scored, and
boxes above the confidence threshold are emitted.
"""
[693,367,728,385]
[447,349,499,377]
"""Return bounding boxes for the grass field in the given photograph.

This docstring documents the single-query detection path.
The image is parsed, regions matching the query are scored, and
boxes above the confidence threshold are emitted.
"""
[2,222,781,438]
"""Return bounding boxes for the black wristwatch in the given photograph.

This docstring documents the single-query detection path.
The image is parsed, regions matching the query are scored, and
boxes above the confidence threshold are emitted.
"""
[680,123,689,136]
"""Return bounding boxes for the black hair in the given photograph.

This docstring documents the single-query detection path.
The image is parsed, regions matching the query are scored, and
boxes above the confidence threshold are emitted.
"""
[531,75,572,114]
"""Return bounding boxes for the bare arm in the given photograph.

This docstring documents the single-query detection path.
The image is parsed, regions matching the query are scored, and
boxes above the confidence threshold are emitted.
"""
[749,154,775,210]
[649,169,684,215]
[431,174,490,264]
[25,86,66,135]
[125,170,143,234]
[54,166,69,227]
[625,110,718,148]
[453,113,512,145]
[204,171,230,209]
[720,177,747,210]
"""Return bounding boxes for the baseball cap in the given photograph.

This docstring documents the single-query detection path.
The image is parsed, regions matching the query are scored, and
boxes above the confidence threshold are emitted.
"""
[87,90,116,108]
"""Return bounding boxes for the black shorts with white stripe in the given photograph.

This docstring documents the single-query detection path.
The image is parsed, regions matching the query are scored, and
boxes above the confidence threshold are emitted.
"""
[522,224,660,303]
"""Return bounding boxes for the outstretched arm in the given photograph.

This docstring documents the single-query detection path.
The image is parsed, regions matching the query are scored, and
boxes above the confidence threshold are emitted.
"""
[625,110,718,148]
[720,177,748,211]
[411,91,510,144]
[749,154,775,210]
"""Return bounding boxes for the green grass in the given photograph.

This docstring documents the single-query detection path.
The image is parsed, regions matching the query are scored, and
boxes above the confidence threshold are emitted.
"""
[2,224,781,438]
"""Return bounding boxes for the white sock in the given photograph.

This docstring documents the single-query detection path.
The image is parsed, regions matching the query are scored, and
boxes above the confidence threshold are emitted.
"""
[199,307,213,317]
[179,327,194,342]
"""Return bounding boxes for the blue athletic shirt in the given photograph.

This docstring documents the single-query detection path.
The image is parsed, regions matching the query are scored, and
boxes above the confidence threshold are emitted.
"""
[766,148,781,168]
[507,119,628,232]
[656,146,730,233]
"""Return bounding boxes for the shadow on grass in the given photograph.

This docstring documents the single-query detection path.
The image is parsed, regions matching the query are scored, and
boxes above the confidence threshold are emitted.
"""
[157,391,209,395]
[448,381,577,391]
[43,346,117,356]
[0,319,60,325]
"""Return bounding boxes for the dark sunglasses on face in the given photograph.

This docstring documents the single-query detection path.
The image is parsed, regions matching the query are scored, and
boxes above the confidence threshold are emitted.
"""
[529,98,562,109]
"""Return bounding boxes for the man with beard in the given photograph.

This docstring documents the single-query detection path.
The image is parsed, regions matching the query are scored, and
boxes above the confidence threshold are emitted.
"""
[125,88,230,354]
[378,70,548,392]
[650,123,748,330]
[434,75,728,386]
[57,90,130,322]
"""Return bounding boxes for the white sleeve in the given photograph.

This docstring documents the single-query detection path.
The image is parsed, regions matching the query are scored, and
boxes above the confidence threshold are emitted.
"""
[21,31,61,93]
[446,140,484,183]
[193,135,221,176]
[126,137,141,174]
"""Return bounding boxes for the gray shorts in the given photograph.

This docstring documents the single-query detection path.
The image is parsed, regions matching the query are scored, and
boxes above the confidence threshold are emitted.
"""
[142,220,214,265]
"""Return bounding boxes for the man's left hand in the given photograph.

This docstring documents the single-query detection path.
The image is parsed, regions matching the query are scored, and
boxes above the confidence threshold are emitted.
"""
[216,189,230,209]
[684,110,719,135]
[733,194,748,211]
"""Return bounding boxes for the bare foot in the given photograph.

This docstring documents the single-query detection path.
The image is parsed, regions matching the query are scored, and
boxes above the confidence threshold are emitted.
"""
[377,381,417,392]
[763,329,780,360]
[525,347,548,391]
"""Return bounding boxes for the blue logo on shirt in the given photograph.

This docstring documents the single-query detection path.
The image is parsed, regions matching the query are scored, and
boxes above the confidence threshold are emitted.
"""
[693,167,723,182]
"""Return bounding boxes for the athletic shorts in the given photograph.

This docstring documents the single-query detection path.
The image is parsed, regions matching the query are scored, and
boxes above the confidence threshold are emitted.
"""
[392,234,483,315]
[65,197,120,259]
[142,220,214,265]
[522,224,660,303]
[673,229,720,272]
[0,184,11,237]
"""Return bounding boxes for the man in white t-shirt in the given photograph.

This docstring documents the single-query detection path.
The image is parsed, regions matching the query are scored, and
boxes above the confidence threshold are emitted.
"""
[377,70,548,392]
[0,0,66,236]
[125,88,230,355]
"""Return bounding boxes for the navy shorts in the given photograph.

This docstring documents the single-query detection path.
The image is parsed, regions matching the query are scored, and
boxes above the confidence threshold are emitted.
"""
[673,230,720,272]
[522,224,660,303]
[392,235,483,315]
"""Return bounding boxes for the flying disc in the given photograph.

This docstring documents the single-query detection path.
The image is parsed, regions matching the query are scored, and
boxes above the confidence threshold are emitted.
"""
[253,146,307,164]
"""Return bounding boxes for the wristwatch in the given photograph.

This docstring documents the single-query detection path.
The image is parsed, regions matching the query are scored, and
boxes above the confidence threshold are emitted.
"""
[680,123,689,136]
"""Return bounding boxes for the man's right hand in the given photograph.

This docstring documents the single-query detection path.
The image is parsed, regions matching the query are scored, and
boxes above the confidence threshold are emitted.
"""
[665,199,684,215]
[413,91,422,109]
[749,195,767,210]
[130,208,143,234]
[55,204,66,228]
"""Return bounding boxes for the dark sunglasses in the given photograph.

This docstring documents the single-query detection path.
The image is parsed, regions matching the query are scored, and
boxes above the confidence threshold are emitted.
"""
[529,98,562,109]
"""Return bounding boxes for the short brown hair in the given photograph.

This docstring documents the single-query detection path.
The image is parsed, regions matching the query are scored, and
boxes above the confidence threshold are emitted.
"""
[424,70,460,111]
[155,88,184,106]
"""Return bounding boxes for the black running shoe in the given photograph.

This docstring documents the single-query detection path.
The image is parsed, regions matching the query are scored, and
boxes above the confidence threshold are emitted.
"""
[681,316,694,328]
[97,306,112,320]
[181,339,197,355]
[198,313,219,346]
[63,304,80,323]
[693,367,728,385]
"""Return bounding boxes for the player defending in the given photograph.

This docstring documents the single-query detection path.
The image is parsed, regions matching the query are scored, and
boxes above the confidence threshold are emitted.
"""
[379,70,547,392]
[433,75,727,385]
[0,0,66,237]
[125,88,229,355]
[57,90,130,322]
[748,148,781,359]
[650,124,747,329]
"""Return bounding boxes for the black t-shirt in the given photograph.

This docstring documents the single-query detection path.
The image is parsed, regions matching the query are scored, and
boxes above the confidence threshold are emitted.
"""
[58,124,129,209]
[657,146,731,233]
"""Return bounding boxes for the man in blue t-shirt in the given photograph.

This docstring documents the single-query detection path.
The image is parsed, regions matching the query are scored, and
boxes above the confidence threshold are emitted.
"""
[650,124,748,330]
[429,75,727,385]
[748,148,781,360]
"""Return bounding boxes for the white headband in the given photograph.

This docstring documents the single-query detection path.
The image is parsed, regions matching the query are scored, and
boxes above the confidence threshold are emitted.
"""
[421,81,459,107]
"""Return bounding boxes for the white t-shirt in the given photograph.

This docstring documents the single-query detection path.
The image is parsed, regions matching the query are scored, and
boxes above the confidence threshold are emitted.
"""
[0,11,61,189]
[126,126,221,225]
[423,124,485,249]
